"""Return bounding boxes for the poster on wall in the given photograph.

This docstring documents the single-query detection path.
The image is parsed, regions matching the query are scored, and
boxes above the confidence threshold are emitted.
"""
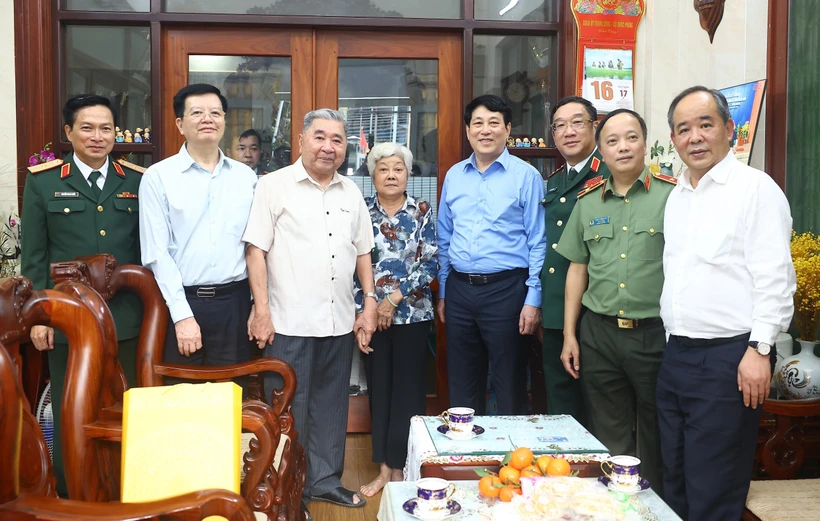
[572,0,645,115]
[718,79,767,165]
[581,48,634,112]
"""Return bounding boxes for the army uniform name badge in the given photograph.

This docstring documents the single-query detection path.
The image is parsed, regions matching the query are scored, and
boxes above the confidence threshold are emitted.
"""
[589,217,610,226]
[54,191,79,198]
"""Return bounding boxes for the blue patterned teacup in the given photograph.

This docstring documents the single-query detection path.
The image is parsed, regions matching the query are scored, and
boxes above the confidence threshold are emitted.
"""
[601,455,641,489]
[440,407,474,437]
[416,478,455,516]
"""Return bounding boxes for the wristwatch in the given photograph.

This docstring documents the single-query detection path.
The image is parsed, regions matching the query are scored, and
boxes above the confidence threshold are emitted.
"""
[363,291,378,302]
[748,341,772,356]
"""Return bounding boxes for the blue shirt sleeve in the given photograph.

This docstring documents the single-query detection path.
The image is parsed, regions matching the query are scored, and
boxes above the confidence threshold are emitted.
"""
[521,168,547,307]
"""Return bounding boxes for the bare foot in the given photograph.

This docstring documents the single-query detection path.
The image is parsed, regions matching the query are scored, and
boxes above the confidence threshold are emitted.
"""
[390,468,403,482]
[360,463,392,497]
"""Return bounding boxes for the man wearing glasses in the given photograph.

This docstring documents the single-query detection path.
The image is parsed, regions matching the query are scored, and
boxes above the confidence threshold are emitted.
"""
[139,83,257,372]
[539,96,609,427]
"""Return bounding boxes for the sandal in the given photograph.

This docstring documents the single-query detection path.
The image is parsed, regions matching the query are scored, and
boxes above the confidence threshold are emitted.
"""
[310,487,367,508]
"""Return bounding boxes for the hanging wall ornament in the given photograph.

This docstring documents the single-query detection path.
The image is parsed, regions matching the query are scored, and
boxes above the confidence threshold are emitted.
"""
[694,0,726,43]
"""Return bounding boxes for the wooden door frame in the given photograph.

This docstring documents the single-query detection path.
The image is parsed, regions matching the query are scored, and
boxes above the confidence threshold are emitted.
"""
[160,27,314,160]
[316,30,462,431]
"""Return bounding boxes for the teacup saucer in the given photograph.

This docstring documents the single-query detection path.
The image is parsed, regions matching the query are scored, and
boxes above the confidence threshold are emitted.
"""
[436,424,485,440]
[402,498,462,519]
[598,476,651,495]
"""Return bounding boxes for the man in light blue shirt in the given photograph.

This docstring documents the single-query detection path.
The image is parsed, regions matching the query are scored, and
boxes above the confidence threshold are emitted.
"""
[139,83,257,372]
[437,94,547,415]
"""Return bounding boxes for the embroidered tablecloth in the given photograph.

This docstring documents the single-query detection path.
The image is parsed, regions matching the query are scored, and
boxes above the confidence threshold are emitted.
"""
[405,415,610,481]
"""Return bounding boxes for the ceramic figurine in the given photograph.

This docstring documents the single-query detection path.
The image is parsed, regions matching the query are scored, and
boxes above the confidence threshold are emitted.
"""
[143,128,151,143]
[523,137,530,148]
[115,130,125,143]
[515,138,523,148]
[124,130,133,143]
[538,138,546,148]
[530,138,538,147]
[507,137,515,148]
[134,128,143,143]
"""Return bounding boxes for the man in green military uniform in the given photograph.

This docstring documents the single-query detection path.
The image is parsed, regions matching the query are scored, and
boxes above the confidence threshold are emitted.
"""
[21,94,144,496]
[540,96,609,427]
[556,109,676,494]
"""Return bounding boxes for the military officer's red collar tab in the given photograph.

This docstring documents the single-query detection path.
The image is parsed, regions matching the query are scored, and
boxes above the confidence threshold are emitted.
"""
[113,163,126,178]
[590,156,601,173]
[644,171,652,191]
[60,164,71,179]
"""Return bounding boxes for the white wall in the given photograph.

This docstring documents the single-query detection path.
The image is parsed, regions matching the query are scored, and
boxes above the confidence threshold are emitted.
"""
[634,0,768,171]
[0,0,17,214]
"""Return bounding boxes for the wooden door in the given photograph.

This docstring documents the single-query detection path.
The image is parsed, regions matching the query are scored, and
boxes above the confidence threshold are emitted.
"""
[160,28,462,432]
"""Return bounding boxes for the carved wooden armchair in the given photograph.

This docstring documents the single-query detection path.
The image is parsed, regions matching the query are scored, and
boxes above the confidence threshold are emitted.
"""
[51,255,306,521]
[743,398,820,521]
[0,333,256,521]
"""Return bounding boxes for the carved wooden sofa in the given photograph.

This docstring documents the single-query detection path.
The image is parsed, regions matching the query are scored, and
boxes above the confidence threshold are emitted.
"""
[0,280,256,521]
[743,397,820,521]
[51,255,306,521]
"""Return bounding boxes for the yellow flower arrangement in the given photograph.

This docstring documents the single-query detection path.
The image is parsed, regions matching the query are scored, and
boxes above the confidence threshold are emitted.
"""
[791,231,820,342]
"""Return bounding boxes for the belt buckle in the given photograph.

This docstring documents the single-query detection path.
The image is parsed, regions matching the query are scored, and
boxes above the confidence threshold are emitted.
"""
[468,274,486,285]
[617,318,634,329]
[196,287,216,298]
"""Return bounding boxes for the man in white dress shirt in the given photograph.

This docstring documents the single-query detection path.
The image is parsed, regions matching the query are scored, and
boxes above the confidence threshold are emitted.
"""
[657,86,796,521]
[243,109,377,519]
[139,83,257,373]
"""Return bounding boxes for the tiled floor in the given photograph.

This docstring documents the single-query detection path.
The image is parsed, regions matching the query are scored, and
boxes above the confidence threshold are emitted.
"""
[307,434,383,521]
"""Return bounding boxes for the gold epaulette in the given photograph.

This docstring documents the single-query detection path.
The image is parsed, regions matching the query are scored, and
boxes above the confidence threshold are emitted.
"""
[546,165,563,179]
[27,158,64,174]
[117,158,147,174]
[652,172,677,185]
[577,175,605,198]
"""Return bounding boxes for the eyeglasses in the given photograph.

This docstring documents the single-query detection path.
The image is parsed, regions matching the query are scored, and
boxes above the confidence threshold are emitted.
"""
[185,109,225,120]
[551,118,593,134]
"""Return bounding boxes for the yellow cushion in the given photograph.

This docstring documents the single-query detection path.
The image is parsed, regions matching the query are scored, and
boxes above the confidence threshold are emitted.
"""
[746,479,820,521]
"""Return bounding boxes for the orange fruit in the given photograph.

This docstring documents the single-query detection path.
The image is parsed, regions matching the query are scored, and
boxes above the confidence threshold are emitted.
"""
[546,458,571,477]
[498,465,521,485]
[536,455,555,475]
[509,447,534,470]
[498,485,522,502]
[478,475,502,498]
[520,467,541,479]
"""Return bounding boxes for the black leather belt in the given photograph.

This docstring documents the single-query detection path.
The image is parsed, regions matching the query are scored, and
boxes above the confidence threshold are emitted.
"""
[670,333,750,348]
[451,268,528,285]
[594,311,663,329]
[184,279,247,299]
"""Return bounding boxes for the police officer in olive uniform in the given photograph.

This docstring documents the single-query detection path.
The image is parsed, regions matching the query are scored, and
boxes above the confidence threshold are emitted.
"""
[21,94,144,496]
[540,96,609,427]
[556,109,676,494]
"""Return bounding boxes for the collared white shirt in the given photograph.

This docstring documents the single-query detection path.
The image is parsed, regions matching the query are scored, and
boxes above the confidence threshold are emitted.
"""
[73,154,109,190]
[242,157,374,337]
[139,144,257,323]
[660,151,796,346]
[566,148,597,171]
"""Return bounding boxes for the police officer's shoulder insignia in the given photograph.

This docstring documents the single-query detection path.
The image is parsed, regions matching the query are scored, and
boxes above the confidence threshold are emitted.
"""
[546,165,563,179]
[116,158,147,174]
[590,156,601,173]
[577,175,605,198]
[27,158,64,175]
[652,172,677,185]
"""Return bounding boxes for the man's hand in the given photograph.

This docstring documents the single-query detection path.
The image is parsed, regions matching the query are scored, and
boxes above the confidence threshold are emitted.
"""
[355,321,373,355]
[248,306,275,349]
[519,305,541,335]
[376,298,396,331]
[30,325,54,351]
[738,347,772,408]
[355,302,377,349]
[560,335,581,380]
[175,317,202,357]
[437,299,445,323]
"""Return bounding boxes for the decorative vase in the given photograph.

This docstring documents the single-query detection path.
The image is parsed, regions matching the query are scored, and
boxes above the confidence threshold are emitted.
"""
[775,339,820,399]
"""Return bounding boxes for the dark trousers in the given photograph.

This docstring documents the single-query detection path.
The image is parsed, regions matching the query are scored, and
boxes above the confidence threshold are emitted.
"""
[264,333,355,502]
[364,321,430,470]
[162,279,252,384]
[542,327,587,427]
[657,334,772,521]
[445,271,528,415]
[49,336,138,497]
[579,311,664,495]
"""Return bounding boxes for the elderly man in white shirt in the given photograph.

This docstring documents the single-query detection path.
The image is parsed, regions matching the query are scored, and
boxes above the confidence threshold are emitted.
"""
[657,86,796,521]
[243,108,377,520]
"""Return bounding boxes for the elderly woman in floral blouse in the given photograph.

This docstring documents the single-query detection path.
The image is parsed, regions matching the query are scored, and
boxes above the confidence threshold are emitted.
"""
[354,142,438,496]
